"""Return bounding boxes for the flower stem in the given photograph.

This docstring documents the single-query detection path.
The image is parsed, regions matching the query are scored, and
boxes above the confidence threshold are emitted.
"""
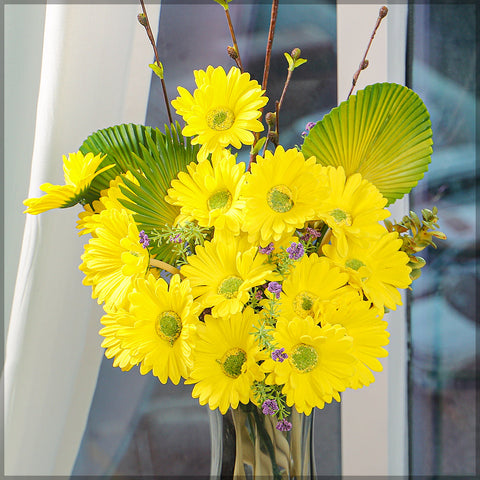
[149,258,182,276]
[224,7,244,72]
[251,406,283,480]
[139,0,173,124]
[347,6,388,99]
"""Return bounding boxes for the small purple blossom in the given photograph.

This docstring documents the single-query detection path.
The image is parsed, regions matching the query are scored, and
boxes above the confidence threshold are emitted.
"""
[262,399,279,416]
[255,290,264,301]
[267,281,282,299]
[302,227,322,243]
[139,230,150,248]
[286,242,304,260]
[271,348,288,362]
[168,234,183,244]
[259,242,274,255]
[301,121,317,137]
[276,419,293,432]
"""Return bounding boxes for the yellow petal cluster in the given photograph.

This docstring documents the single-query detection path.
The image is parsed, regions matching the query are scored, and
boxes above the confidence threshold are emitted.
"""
[23,152,112,214]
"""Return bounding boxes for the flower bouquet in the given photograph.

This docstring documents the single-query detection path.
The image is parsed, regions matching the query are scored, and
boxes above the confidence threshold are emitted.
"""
[23,1,445,478]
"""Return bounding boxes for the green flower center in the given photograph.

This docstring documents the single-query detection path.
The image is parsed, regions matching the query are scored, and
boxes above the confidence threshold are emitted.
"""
[292,291,317,318]
[208,189,232,211]
[218,276,243,299]
[329,208,351,226]
[206,107,235,131]
[345,258,366,271]
[155,310,182,346]
[267,185,294,213]
[290,343,318,373]
[218,347,247,378]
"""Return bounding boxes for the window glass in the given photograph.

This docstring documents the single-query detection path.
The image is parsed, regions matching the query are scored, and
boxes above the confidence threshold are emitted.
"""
[407,2,478,475]
[73,1,338,475]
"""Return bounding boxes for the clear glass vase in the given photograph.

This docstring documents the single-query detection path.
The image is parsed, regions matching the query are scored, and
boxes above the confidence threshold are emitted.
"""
[209,402,316,479]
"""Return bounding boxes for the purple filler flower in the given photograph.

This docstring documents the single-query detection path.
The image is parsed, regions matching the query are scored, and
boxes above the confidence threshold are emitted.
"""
[286,242,304,260]
[259,242,274,255]
[301,121,317,137]
[271,348,288,362]
[276,419,293,432]
[267,281,282,299]
[302,227,322,243]
[168,234,183,244]
[262,399,279,416]
[139,230,150,248]
[255,290,264,301]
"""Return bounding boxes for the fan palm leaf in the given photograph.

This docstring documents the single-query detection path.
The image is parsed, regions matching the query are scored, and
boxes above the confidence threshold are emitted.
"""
[302,83,433,205]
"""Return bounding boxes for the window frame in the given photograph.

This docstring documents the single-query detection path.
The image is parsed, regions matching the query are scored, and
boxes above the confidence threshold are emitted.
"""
[337,2,409,476]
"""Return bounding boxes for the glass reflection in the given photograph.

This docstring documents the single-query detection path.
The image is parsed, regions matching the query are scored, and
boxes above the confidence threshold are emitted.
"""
[408,2,478,476]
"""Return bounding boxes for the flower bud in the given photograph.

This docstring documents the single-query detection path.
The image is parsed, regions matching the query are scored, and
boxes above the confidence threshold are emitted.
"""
[268,131,279,146]
[379,6,388,18]
[291,48,301,60]
[265,112,276,128]
[362,59,369,70]
[227,46,238,59]
[137,13,148,27]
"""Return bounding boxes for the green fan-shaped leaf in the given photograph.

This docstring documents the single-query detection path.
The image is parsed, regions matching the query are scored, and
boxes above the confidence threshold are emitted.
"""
[79,123,155,203]
[119,123,200,264]
[302,83,433,205]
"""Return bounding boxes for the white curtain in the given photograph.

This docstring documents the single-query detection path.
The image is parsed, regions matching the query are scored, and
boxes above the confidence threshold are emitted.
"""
[4,3,160,475]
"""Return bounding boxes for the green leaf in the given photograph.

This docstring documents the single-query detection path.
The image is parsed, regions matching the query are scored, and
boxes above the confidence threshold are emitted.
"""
[79,123,155,203]
[78,122,200,264]
[301,82,433,205]
[213,0,232,9]
[149,62,164,79]
[118,123,200,264]
[284,53,307,72]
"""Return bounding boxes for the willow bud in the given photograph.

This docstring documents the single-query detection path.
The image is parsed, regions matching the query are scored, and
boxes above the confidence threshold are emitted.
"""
[137,13,148,27]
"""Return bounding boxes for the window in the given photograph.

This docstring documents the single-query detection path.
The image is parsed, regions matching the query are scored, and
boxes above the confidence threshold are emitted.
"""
[407,1,478,476]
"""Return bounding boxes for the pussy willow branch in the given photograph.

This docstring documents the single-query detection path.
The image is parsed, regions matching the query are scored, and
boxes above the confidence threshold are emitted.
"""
[150,258,182,277]
[225,7,244,72]
[249,0,279,170]
[139,0,173,124]
[347,5,388,99]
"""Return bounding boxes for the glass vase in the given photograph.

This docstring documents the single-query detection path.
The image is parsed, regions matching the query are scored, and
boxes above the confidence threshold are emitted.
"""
[209,402,316,479]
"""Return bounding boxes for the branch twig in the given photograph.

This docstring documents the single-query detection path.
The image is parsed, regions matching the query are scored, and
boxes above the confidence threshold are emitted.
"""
[225,8,244,72]
[139,0,173,124]
[347,6,388,99]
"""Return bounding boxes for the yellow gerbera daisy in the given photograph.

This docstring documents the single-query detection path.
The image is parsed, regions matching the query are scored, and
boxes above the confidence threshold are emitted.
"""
[186,307,265,414]
[99,307,142,371]
[241,146,327,244]
[322,230,412,310]
[117,274,200,384]
[166,152,246,234]
[79,208,150,311]
[172,66,268,162]
[262,316,355,414]
[23,151,113,214]
[319,300,389,389]
[76,171,138,236]
[316,166,390,256]
[279,253,355,320]
[181,233,274,317]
